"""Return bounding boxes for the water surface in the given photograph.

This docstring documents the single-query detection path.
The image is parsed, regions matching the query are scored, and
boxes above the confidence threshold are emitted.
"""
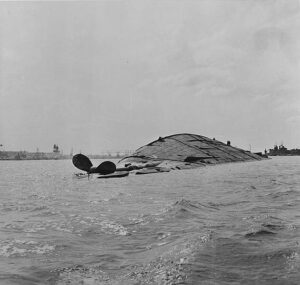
[0,157,299,284]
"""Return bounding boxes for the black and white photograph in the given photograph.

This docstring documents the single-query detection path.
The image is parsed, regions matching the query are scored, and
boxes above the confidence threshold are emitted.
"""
[0,0,299,284]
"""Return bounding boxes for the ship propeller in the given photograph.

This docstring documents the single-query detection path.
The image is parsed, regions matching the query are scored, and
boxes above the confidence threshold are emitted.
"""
[72,154,116,174]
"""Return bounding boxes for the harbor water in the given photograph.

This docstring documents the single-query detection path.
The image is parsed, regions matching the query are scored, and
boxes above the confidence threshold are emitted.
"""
[0,157,299,284]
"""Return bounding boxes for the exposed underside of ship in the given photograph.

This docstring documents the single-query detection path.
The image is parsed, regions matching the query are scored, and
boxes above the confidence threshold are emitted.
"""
[118,133,263,171]
[72,133,265,177]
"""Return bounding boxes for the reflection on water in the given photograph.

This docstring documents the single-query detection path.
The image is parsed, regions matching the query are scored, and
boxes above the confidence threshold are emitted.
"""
[0,157,299,284]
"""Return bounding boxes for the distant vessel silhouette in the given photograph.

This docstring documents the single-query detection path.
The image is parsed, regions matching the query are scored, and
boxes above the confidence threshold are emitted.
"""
[268,144,300,156]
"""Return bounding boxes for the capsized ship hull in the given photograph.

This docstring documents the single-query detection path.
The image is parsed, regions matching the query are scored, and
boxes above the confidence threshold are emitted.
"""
[72,133,265,177]
[118,133,264,171]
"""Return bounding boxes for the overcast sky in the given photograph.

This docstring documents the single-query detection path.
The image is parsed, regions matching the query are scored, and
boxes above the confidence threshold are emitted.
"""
[0,0,299,154]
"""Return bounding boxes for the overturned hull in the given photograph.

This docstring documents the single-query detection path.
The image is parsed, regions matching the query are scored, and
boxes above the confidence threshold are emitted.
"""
[118,133,264,171]
[72,133,265,177]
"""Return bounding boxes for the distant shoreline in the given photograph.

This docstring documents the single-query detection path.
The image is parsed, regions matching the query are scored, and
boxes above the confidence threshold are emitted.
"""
[0,151,124,161]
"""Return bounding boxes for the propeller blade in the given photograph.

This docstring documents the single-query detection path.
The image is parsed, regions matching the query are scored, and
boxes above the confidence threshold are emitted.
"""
[72,154,116,174]
[72,154,93,172]
[92,161,116,175]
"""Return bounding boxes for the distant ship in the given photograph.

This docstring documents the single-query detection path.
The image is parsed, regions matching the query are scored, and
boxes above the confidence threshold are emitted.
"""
[268,144,300,156]
[0,144,67,160]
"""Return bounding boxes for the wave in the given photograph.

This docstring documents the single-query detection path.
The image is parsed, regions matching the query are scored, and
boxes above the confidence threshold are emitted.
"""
[245,229,276,238]
[0,202,51,213]
[53,264,110,284]
[175,199,219,211]
[187,236,300,284]
[4,215,129,236]
[209,200,249,207]
[126,199,219,230]
[261,223,285,231]
[54,231,213,285]
[67,215,130,236]
[0,239,55,257]
[267,189,299,199]
[243,214,296,240]
[244,214,288,239]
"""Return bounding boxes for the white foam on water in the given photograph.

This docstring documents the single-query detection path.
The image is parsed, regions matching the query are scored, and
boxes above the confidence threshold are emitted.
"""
[0,239,55,257]
[286,251,300,274]
[98,219,129,236]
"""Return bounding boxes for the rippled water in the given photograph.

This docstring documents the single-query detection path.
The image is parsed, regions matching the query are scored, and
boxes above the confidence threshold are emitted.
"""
[0,157,299,284]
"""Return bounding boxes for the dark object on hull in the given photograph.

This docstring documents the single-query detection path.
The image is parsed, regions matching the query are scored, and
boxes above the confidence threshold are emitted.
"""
[184,156,211,163]
[97,171,129,179]
[136,167,171,175]
[254,152,268,158]
[136,169,159,175]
